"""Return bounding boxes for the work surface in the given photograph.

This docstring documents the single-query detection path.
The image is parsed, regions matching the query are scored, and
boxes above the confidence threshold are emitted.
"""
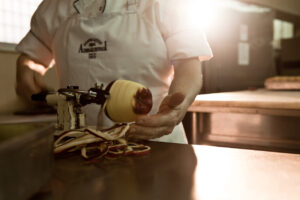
[189,89,300,116]
[34,142,300,200]
[185,89,300,149]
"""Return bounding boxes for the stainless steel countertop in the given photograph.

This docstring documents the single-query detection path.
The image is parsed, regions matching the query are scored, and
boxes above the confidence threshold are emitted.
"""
[33,142,300,200]
[0,114,56,124]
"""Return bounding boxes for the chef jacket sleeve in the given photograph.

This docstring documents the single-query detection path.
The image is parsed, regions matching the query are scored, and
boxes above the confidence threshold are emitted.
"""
[157,0,213,62]
[16,0,72,67]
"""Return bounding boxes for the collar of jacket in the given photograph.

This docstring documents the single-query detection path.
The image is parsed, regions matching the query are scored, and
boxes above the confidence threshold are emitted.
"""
[73,0,139,14]
[73,0,106,14]
[73,0,84,14]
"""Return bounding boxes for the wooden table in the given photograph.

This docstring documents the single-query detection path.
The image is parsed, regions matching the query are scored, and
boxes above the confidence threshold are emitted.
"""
[32,142,300,200]
[190,89,300,115]
[185,89,300,151]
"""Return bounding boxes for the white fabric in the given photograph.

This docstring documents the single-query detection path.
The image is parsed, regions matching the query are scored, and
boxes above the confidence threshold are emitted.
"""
[16,31,52,67]
[16,0,213,144]
[150,123,188,144]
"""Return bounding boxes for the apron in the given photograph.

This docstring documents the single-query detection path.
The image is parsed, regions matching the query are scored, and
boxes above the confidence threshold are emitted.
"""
[52,0,187,144]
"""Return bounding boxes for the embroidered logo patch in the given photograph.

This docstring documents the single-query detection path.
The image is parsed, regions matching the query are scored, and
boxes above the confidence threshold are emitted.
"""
[79,38,107,59]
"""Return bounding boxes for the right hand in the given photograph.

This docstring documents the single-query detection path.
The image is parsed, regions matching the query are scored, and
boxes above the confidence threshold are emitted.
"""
[127,92,187,140]
[16,54,49,103]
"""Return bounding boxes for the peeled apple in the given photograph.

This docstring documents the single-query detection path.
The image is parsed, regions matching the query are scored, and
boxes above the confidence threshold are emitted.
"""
[105,80,153,123]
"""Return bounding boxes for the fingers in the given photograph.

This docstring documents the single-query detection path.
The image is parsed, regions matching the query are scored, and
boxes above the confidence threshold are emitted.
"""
[127,92,186,141]
[127,123,174,140]
[34,73,49,91]
[158,92,185,113]
[16,72,49,103]
[127,111,183,140]
[16,75,37,100]
[136,110,180,127]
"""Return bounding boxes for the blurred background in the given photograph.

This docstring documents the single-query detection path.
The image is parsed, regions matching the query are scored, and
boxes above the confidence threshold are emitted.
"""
[185,0,299,93]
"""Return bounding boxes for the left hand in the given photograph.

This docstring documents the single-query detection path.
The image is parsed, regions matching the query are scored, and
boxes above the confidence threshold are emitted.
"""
[127,92,187,140]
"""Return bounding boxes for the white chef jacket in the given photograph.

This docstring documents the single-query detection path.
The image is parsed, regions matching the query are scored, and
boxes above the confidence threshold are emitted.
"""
[17,0,213,144]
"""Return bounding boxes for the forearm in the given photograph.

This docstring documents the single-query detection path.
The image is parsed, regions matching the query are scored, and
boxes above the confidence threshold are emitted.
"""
[169,58,202,109]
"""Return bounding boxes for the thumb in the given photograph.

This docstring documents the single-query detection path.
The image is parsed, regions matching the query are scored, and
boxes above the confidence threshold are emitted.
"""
[158,92,185,113]
[167,92,185,108]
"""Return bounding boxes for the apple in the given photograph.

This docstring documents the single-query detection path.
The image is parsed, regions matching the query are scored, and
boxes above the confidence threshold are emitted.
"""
[105,80,153,123]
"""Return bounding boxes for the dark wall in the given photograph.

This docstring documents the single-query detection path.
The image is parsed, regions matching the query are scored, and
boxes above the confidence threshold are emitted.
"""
[202,9,276,93]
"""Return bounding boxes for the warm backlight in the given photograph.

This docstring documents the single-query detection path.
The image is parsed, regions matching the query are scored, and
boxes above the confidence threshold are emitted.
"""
[186,0,221,31]
[25,59,48,75]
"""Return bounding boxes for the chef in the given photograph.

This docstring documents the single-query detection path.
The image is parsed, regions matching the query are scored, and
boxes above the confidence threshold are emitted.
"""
[16,0,213,144]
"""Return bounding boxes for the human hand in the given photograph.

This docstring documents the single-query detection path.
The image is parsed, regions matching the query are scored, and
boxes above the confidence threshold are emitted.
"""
[127,92,187,140]
[16,54,49,103]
